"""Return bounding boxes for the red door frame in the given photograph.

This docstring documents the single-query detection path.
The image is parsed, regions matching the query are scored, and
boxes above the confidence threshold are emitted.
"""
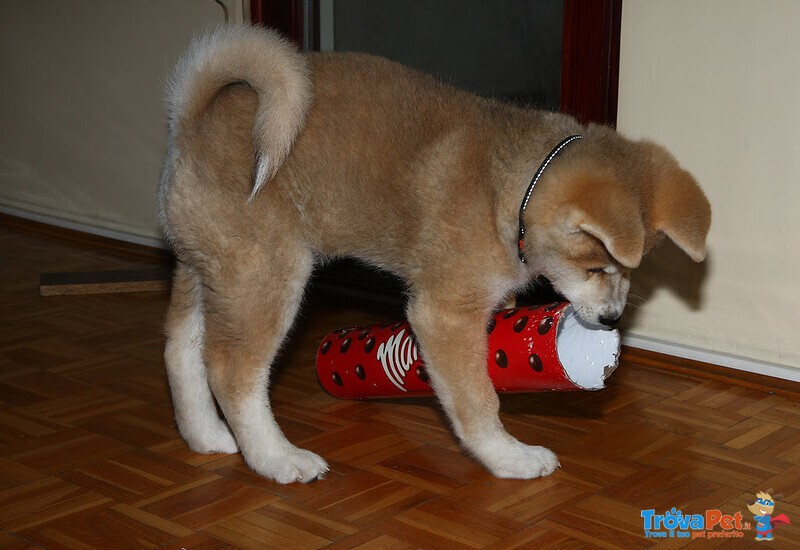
[251,0,310,49]
[560,0,622,127]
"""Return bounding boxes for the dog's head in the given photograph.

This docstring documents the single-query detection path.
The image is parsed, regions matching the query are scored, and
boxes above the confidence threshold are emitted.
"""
[525,127,711,327]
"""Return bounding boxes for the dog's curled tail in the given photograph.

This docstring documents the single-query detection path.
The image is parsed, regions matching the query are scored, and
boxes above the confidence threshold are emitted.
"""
[164,24,311,200]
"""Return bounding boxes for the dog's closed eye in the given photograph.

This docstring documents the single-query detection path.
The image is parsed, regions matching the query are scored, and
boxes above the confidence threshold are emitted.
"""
[587,266,617,275]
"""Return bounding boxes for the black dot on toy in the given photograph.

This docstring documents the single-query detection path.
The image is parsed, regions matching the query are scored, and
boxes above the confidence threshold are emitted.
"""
[538,316,553,335]
[503,309,519,319]
[364,337,375,353]
[415,366,429,382]
[358,329,371,340]
[545,303,561,312]
[494,349,508,368]
[391,321,405,331]
[340,338,351,353]
[513,316,529,333]
[486,318,496,334]
[529,354,543,372]
[332,372,343,386]
[321,340,332,354]
[355,364,365,380]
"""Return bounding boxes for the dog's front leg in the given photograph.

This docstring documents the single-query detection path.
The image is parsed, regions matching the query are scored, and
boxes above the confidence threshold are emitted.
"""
[406,295,559,479]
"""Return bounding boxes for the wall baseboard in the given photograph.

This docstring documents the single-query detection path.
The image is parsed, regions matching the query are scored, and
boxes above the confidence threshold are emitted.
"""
[0,205,166,250]
[623,334,800,383]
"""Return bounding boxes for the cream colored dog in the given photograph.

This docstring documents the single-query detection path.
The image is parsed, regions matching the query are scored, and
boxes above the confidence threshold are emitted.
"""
[159,25,711,483]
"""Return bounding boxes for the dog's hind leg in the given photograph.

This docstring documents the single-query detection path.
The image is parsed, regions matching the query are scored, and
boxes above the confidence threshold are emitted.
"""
[200,241,328,484]
[164,262,238,454]
[407,293,559,479]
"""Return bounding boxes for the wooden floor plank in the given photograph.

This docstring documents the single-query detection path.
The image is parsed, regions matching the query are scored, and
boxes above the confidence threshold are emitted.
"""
[2,215,800,547]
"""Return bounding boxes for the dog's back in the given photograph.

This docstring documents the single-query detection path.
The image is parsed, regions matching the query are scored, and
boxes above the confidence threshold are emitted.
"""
[160,27,580,278]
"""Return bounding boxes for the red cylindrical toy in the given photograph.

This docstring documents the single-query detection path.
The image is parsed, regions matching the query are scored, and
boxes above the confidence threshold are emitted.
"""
[316,302,620,399]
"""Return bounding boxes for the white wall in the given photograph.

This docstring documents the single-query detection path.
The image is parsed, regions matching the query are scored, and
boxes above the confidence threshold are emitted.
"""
[0,1,243,244]
[617,0,800,379]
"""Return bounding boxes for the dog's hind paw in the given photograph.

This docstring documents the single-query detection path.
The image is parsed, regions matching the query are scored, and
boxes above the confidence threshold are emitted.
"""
[183,423,239,455]
[249,447,330,484]
[475,438,560,479]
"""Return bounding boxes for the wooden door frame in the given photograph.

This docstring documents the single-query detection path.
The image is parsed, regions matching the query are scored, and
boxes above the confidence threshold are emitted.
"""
[251,0,319,51]
[251,0,622,127]
[560,0,622,126]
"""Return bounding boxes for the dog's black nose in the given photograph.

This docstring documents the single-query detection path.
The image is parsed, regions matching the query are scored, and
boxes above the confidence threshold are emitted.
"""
[598,314,622,327]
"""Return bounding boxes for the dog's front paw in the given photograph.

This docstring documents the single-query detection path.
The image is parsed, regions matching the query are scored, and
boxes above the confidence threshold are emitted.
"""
[248,447,329,484]
[472,437,560,479]
[489,444,560,479]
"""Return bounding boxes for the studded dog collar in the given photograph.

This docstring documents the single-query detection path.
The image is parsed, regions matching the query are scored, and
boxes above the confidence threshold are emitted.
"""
[517,134,583,263]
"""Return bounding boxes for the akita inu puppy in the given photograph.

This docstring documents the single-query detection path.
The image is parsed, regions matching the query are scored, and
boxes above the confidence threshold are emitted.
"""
[159,25,711,483]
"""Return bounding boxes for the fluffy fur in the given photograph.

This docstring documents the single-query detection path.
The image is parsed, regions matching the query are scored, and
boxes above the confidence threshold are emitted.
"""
[159,24,711,483]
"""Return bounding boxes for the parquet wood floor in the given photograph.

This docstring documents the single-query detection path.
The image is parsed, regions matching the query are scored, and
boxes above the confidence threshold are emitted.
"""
[1,214,799,549]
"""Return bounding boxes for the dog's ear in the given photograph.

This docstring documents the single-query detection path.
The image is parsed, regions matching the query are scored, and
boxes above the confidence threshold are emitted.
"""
[561,180,646,269]
[572,211,645,269]
[645,144,712,262]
